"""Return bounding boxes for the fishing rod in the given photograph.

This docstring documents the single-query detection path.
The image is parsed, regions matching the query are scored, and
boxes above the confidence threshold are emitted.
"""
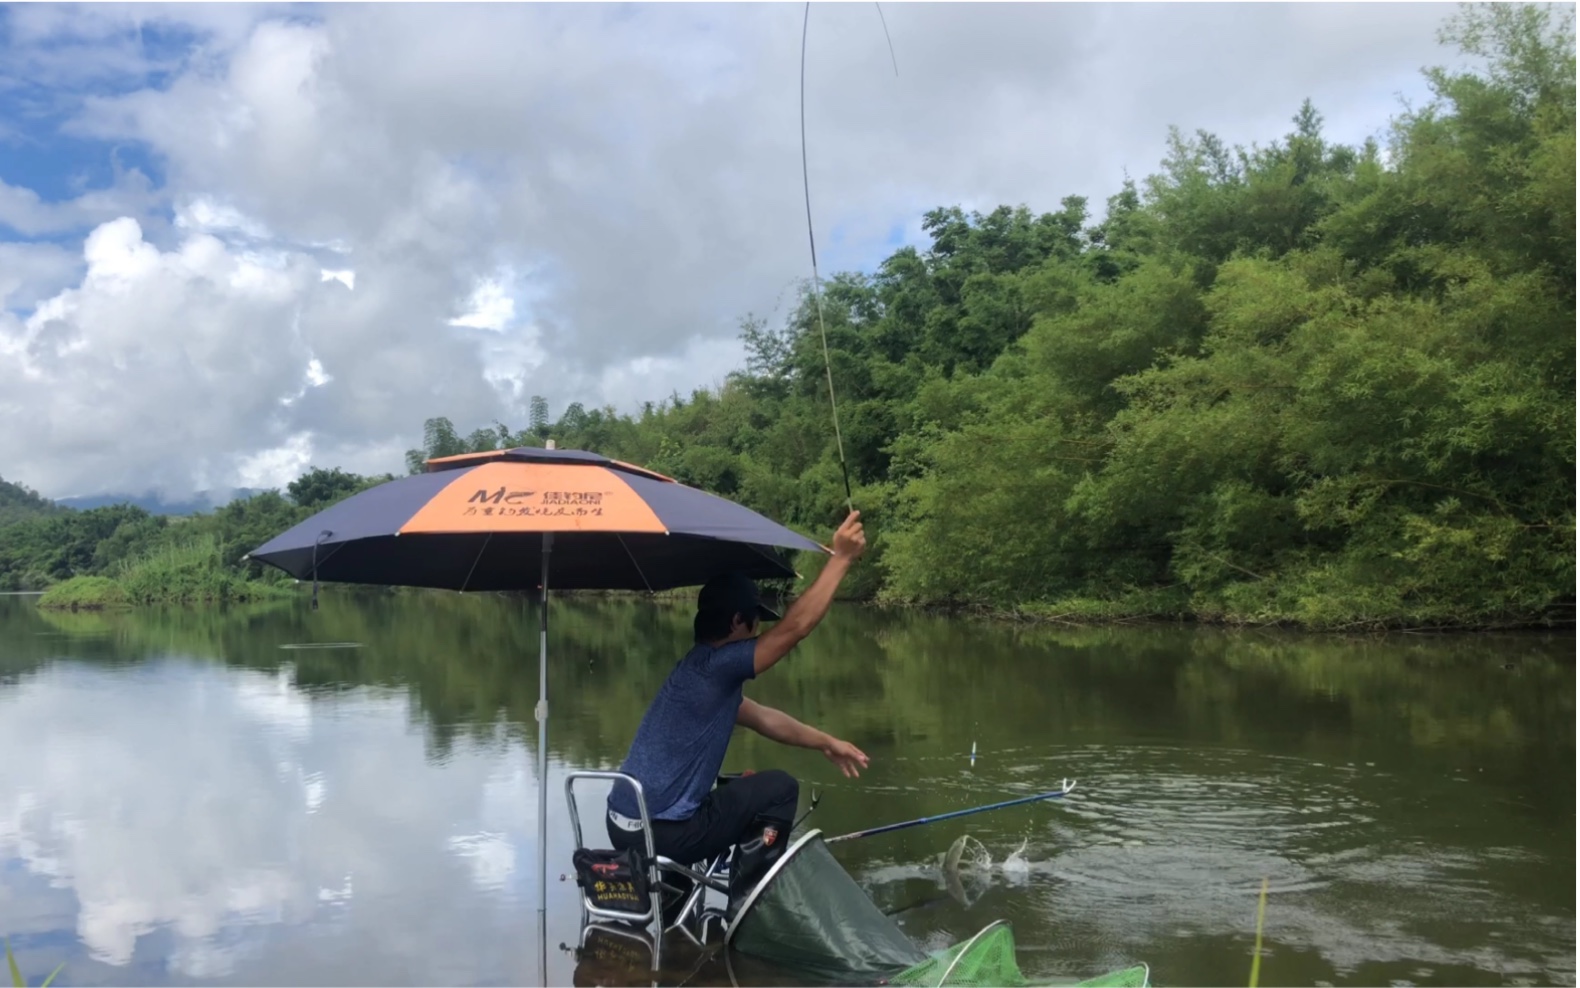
[801,3,896,514]
[799,1,851,512]
[824,780,1077,844]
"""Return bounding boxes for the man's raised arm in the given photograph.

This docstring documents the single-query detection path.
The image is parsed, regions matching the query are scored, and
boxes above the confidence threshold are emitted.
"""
[752,510,865,676]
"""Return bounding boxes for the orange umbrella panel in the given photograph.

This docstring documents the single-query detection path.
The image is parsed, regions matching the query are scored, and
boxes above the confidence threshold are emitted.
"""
[246,447,827,593]
[401,462,668,534]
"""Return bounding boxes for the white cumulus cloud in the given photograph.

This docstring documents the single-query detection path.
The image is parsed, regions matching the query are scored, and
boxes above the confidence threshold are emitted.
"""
[0,3,1466,498]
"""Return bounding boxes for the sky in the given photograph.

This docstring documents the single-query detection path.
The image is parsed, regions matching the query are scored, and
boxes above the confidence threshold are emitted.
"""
[0,2,1470,501]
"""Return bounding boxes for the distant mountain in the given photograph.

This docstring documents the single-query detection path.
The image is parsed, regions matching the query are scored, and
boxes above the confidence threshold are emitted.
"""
[0,476,66,525]
[54,489,266,516]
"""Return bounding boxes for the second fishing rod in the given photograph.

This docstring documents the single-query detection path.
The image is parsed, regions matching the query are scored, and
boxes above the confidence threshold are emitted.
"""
[791,780,1079,843]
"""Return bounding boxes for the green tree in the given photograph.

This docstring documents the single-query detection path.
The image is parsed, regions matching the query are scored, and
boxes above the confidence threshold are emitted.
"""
[530,395,551,439]
[287,467,381,510]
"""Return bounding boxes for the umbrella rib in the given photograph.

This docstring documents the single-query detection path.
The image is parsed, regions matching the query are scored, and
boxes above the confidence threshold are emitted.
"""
[458,533,493,593]
[744,541,792,570]
[616,534,655,593]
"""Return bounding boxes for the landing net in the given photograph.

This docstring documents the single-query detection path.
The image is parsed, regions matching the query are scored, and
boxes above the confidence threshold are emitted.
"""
[725,830,1148,988]
[889,921,1150,987]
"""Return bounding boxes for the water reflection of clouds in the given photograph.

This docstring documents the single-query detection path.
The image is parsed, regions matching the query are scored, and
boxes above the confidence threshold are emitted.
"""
[446,762,536,897]
[0,658,582,984]
[446,833,517,893]
[230,664,314,743]
[2,663,324,972]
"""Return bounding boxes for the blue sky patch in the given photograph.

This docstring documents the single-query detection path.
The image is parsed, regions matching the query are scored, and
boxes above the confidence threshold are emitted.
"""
[0,7,189,205]
[0,132,164,206]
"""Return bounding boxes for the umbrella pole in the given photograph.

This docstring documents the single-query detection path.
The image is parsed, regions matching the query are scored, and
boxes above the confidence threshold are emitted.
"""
[536,532,552,986]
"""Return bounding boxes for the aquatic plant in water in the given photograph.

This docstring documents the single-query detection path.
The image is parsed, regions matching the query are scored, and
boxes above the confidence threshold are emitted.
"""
[4,940,62,988]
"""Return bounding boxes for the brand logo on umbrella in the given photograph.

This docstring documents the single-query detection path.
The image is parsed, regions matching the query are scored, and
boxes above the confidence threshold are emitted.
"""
[469,487,537,505]
[544,491,606,505]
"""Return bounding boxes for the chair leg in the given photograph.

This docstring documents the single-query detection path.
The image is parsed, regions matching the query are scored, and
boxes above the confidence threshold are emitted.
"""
[663,880,708,934]
[660,848,732,940]
[698,907,729,945]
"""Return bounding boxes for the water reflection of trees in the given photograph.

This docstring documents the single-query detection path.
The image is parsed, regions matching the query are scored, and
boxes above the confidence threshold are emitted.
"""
[2,596,1571,796]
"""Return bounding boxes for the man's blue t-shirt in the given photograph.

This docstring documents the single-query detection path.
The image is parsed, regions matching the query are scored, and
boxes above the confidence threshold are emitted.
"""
[607,638,757,821]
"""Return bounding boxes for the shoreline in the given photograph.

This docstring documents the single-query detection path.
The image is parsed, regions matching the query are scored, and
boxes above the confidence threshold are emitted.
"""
[21,579,1573,636]
[224,584,1580,635]
[540,588,1576,635]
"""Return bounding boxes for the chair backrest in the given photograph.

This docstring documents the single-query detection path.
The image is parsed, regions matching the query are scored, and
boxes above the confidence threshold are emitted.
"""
[564,771,664,927]
[565,770,659,859]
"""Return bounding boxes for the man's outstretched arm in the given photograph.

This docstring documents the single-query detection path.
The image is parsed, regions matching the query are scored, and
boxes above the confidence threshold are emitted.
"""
[752,510,866,676]
[737,697,869,778]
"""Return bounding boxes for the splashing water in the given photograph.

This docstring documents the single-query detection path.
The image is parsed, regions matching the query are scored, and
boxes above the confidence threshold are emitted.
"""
[1001,837,1031,876]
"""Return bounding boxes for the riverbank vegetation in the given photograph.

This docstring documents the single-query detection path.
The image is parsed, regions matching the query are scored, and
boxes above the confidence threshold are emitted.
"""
[6,469,382,603]
[37,538,296,610]
[1,5,1572,628]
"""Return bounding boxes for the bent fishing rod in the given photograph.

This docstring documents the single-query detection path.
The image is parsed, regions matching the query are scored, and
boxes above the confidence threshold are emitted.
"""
[800,0,851,513]
[824,780,1077,844]
[801,2,896,514]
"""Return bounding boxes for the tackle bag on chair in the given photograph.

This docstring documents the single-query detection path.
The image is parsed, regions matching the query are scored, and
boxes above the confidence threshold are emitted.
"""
[572,846,650,914]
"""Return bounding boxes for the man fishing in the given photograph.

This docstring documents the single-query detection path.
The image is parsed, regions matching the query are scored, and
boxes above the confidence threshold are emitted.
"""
[606,509,870,906]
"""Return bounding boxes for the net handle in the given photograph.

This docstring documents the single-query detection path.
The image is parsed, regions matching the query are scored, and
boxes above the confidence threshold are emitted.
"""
[934,919,1008,987]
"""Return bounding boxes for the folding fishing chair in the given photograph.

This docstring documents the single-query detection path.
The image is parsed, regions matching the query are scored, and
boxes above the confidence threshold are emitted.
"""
[564,771,734,948]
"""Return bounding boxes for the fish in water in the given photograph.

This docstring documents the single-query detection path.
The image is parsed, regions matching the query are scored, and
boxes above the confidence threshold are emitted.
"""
[877,835,1053,918]
[941,833,1036,876]
[942,833,993,874]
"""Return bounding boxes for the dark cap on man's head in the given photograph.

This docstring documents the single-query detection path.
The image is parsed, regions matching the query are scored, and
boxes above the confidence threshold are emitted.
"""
[696,571,780,624]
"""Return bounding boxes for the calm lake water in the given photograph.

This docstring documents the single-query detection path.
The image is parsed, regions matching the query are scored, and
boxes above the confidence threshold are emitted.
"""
[0,593,1572,987]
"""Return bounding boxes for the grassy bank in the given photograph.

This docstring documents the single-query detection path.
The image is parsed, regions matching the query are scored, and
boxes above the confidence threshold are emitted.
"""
[38,537,295,610]
[545,556,1570,633]
[883,586,1575,634]
[35,576,131,610]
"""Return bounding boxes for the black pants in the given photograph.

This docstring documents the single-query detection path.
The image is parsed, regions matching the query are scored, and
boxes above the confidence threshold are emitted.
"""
[606,769,799,867]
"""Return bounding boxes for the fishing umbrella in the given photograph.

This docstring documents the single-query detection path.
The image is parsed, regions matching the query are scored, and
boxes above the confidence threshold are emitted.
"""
[246,446,826,940]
